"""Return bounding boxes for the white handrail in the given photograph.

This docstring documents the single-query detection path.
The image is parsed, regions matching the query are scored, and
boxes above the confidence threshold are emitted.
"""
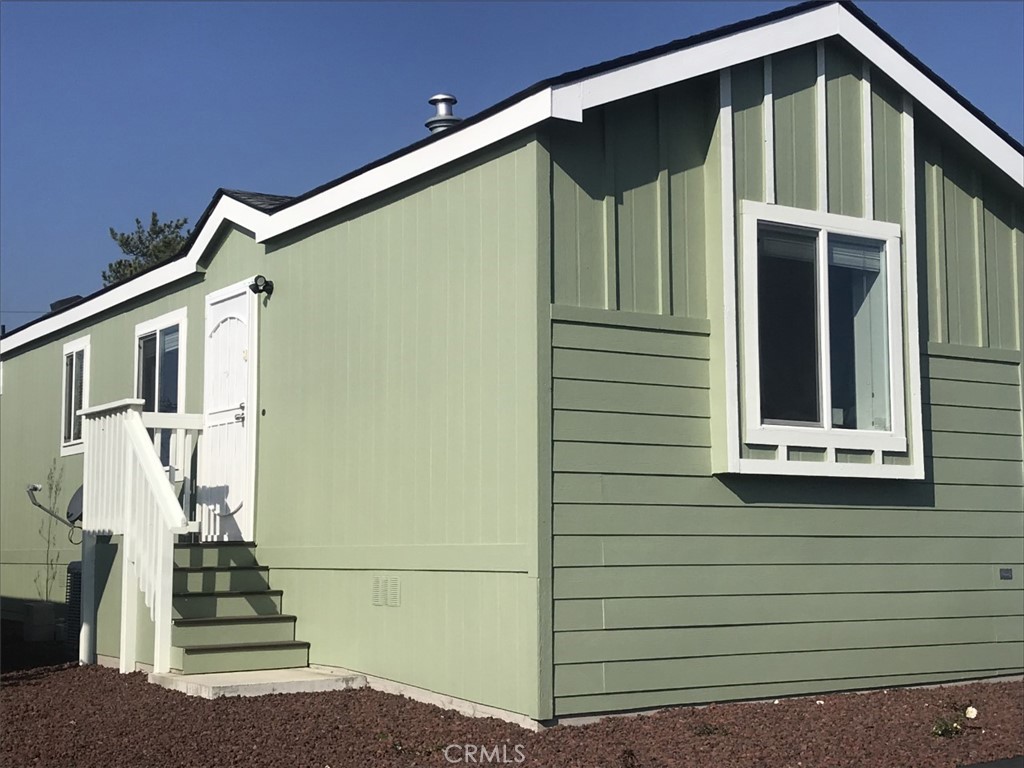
[81,400,198,674]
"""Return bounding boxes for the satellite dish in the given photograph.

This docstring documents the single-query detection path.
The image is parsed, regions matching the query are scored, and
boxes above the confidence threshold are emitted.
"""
[67,486,83,525]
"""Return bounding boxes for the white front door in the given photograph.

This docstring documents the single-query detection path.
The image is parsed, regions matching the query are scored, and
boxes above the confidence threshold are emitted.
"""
[198,281,256,541]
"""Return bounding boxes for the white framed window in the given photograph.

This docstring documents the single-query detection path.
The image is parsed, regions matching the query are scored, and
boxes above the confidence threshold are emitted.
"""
[134,308,187,466]
[739,200,907,454]
[60,335,90,456]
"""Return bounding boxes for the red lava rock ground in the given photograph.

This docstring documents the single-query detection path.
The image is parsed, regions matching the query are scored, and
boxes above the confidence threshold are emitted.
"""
[1,663,1021,768]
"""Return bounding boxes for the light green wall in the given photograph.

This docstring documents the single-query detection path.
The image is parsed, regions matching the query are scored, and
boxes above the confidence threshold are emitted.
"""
[2,137,546,718]
[0,342,80,610]
[249,135,545,718]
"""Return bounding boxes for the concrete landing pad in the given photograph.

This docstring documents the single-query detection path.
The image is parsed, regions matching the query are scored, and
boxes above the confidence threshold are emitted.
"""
[149,668,366,699]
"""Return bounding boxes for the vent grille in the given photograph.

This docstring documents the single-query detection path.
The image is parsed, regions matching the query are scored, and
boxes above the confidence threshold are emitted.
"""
[65,561,82,650]
[387,577,401,607]
[371,575,401,607]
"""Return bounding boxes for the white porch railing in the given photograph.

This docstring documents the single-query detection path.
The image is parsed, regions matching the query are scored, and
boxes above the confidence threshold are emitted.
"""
[80,399,203,674]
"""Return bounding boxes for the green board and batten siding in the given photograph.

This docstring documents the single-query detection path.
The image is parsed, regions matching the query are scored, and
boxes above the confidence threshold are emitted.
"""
[545,42,1023,716]
[547,78,713,320]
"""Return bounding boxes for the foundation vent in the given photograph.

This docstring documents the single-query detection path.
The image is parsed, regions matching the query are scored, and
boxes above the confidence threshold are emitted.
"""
[372,575,401,607]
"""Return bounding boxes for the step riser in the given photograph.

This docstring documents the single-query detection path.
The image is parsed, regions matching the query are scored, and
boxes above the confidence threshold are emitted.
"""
[172,620,295,647]
[173,646,309,675]
[173,593,282,619]
[173,546,257,569]
[173,569,270,594]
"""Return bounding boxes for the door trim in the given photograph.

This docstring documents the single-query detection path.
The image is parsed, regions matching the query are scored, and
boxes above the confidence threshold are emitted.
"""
[203,277,260,541]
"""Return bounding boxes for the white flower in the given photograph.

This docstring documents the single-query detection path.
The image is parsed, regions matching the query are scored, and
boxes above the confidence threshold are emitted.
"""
[965,707,978,719]
[816,700,824,705]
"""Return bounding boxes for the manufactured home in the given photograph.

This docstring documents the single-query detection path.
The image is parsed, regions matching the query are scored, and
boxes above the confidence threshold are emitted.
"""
[1,0,1021,725]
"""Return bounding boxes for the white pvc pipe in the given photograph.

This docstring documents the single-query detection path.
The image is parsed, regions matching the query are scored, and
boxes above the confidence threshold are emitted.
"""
[79,532,97,665]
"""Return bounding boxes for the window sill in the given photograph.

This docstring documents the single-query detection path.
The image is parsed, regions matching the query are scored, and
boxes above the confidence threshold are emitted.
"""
[60,441,85,457]
[730,457,924,480]
[744,423,907,453]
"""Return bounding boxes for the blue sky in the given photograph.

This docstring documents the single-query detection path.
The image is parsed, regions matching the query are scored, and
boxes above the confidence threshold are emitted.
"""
[1,1,1022,331]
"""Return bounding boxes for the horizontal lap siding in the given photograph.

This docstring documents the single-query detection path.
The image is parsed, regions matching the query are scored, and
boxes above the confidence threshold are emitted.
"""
[551,318,1024,716]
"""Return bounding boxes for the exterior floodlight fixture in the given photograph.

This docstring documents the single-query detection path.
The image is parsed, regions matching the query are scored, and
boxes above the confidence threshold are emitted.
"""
[249,275,274,297]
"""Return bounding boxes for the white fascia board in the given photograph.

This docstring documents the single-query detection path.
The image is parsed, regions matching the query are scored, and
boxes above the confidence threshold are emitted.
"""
[0,196,267,356]
[256,88,557,242]
[553,4,841,112]
[544,2,1020,187]
[837,5,1022,187]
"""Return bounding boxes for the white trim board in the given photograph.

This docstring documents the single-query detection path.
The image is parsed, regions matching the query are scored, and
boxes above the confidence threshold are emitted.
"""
[60,334,91,457]
[1,2,1020,357]
[133,306,189,417]
[737,200,909,458]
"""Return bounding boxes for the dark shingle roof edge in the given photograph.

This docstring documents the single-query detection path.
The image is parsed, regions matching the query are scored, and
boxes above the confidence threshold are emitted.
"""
[222,189,295,213]
[1,188,288,340]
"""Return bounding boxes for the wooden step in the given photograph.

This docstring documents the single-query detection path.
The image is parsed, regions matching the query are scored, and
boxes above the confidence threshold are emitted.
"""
[171,640,310,675]
[173,543,257,569]
[171,614,297,646]
[173,566,270,594]
[172,589,283,619]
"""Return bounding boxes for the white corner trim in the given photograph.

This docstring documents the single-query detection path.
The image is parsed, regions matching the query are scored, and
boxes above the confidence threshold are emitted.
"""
[256,88,556,242]
[0,197,267,356]
[836,4,1022,187]
[861,60,874,218]
[763,55,775,204]
[720,68,741,474]
[816,41,828,212]
[901,95,926,476]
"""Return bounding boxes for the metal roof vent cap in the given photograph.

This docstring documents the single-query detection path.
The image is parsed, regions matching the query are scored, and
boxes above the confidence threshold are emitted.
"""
[425,93,462,134]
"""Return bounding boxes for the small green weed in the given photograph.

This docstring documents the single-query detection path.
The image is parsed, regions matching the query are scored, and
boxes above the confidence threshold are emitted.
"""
[932,717,963,738]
